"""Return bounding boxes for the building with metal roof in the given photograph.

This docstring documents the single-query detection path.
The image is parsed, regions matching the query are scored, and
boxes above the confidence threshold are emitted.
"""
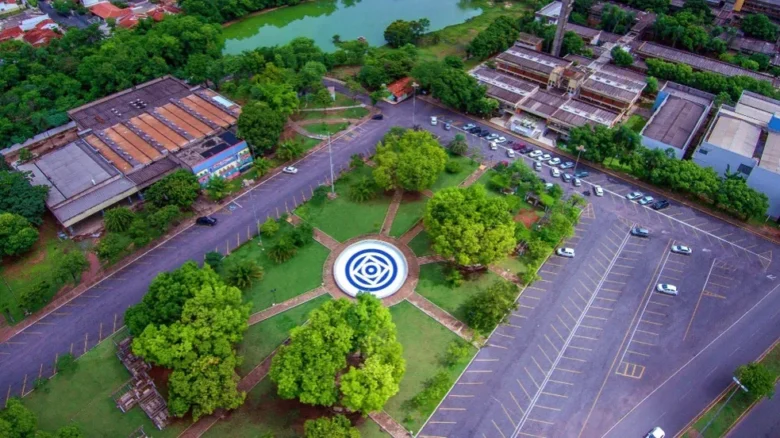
[728,36,777,56]
[640,82,715,159]
[694,91,780,216]
[471,67,539,110]
[548,98,621,137]
[735,0,780,21]
[579,63,646,112]
[496,44,572,88]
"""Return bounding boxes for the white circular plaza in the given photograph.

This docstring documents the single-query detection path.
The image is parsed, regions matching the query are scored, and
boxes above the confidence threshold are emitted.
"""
[333,239,409,299]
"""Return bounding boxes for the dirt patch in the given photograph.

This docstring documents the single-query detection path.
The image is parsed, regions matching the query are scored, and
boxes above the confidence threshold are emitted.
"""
[148,365,173,399]
[515,209,540,228]
[401,191,425,203]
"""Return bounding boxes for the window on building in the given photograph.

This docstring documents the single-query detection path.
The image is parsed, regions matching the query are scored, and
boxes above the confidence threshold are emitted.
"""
[737,164,753,176]
[698,149,709,155]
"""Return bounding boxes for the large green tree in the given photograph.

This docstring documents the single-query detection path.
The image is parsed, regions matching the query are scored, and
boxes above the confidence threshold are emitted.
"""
[0,398,84,438]
[424,185,516,266]
[741,14,779,42]
[304,415,359,438]
[237,100,287,153]
[383,18,430,48]
[736,362,776,400]
[144,170,200,210]
[0,213,39,259]
[412,61,498,115]
[373,129,447,192]
[463,281,519,333]
[270,294,405,415]
[104,207,135,233]
[0,170,49,226]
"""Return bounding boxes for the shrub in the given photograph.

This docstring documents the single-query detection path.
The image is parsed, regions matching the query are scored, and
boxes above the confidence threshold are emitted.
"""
[204,251,223,270]
[20,280,52,314]
[408,371,452,413]
[348,176,378,202]
[443,339,472,367]
[445,160,462,174]
[260,217,280,237]
[205,176,228,202]
[448,134,468,156]
[253,157,271,177]
[95,233,132,263]
[56,353,78,375]
[226,260,264,289]
[33,377,50,393]
[291,222,314,247]
[464,281,519,333]
[104,207,135,233]
[310,185,329,206]
[304,414,359,438]
[268,237,297,264]
[350,153,365,169]
[444,265,464,287]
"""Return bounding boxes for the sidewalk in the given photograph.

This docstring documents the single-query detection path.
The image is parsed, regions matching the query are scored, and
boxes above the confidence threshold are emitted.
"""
[246,287,328,326]
[407,292,473,341]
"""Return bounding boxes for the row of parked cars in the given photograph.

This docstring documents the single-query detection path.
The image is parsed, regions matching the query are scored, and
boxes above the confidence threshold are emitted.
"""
[626,191,670,211]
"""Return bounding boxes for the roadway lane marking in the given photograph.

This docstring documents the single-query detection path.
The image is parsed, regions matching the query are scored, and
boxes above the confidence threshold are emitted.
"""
[517,379,531,399]
[509,391,526,415]
[512,226,635,436]
[566,345,592,352]
[493,396,518,427]
[684,258,718,341]
[556,315,571,331]
[493,420,507,438]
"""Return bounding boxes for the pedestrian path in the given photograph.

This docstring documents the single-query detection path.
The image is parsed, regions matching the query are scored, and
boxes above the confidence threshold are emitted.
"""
[488,264,522,285]
[460,164,490,187]
[313,228,340,250]
[369,411,411,438]
[417,255,447,265]
[381,190,404,235]
[298,104,366,112]
[247,287,328,325]
[407,293,473,341]
[400,222,424,244]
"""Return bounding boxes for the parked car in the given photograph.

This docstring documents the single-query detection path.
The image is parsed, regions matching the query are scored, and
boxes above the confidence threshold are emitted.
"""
[512,143,525,151]
[639,195,654,205]
[652,199,670,210]
[282,166,298,174]
[556,247,575,258]
[478,130,491,138]
[545,182,554,190]
[626,191,644,201]
[560,161,575,169]
[644,427,665,438]
[468,126,481,134]
[495,136,507,144]
[489,141,498,150]
[549,157,561,166]
[562,173,573,183]
[463,123,476,131]
[540,153,552,161]
[371,114,384,120]
[671,245,692,255]
[196,216,218,226]
[529,150,543,158]
[534,161,542,171]
[656,284,678,296]
[507,149,515,158]
[631,227,650,237]
[573,177,582,187]
[430,116,438,126]
[486,133,499,141]
[551,168,561,177]
[443,122,451,130]
[594,185,604,196]
[574,170,590,178]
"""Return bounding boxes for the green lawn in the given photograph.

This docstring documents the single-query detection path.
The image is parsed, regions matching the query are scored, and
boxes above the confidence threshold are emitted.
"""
[295,133,322,154]
[475,170,501,198]
[23,335,186,438]
[0,216,86,324]
[298,107,368,121]
[220,222,330,313]
[431,155,480,192]
[415,263,506,323]
[386,301,477,432]
[493,254,528,276]
[625,114,648,133]
[304,122,350,136]
[295,166,392,242]
[356,418,389,437]
[389,196,427,238]
[236,295,330,376]
[408,230,434,257]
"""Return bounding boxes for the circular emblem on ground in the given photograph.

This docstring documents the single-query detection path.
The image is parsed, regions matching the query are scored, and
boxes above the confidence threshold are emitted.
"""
[333,239,409,299]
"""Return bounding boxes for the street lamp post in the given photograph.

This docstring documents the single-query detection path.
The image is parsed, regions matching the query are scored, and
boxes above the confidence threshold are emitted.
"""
[412,82,419,127]
[573,144,586,173]
[700,376,749,435]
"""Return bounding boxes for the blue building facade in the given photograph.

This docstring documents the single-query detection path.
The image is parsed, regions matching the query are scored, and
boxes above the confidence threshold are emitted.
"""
[188,132,253,185]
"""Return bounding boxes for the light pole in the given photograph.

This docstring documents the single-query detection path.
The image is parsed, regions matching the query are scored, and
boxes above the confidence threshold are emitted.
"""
[411,82,419,127]
[700,376,749,435]
[573,144,586,173]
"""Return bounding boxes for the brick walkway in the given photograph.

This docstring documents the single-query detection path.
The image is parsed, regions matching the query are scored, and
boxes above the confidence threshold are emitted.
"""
[407,292,473,341]
[489,264,522,285]
[247,287,328,326]
[370,411,411,437]
[313,228,340,250]
[400,222,425,245]
[381,190,404,235]
[417,255,447,265]
[460,164,490,187]
[422,189,434,198]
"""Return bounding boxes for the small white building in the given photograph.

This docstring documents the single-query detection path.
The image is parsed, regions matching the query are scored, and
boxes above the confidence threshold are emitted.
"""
[0,0,21,15]
[535,1,563,25]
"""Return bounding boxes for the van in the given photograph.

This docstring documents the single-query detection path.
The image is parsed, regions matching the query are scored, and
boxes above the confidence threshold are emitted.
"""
[489,141,498,150]
[430,116,438,126]
[507,149,515,158]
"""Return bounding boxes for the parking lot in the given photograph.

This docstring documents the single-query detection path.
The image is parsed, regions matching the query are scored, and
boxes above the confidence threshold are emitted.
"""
[418,108,780,438]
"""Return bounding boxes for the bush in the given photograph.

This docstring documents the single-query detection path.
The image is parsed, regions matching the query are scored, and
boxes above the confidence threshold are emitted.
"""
[310,185,329,206]
[463,281,519,334]
[226,260,264,289]
[96,233,132,263]
[449,134,469,156]
[253,157,271,177]
[408,371,452,413]
[205,176,228,202]
[304,415,359,438]
[268,237,297,264]
[445,160,462,174]
[19,279,52,314]
[444,265,464,287]
[350,153,365,169]
[53,251,89,285]
[260,217,280,237]
[348,176,378,202]
[144,170,200,210]
[104,207,135,233]
[33,377,50,393]
[443,339,472,367]
[56,353,78,375]
[204,251,223,270]
[291,222,314,247]
[0,212,39,258]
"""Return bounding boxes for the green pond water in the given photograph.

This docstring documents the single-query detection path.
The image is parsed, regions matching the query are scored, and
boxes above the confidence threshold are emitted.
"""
[223,0,484,54]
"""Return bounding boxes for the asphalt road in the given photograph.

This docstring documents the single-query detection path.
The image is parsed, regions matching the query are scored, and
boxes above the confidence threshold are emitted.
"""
[418,111,780,438]
[726,382,780,438]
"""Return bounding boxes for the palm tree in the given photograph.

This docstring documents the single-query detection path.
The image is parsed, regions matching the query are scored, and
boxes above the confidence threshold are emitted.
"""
[227,260,264,289]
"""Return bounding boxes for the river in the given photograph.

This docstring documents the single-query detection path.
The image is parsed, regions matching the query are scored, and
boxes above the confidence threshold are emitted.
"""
[222,0,484,54]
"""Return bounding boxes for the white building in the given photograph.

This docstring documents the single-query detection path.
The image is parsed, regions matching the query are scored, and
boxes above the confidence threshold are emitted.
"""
[535,1,563,25]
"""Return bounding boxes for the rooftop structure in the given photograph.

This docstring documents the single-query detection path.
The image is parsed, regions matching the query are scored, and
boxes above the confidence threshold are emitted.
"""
[728,36,777,56]
[563,54,595,69]
[0,13,61,46]
[516,32,544,51]
[565,22,602,44]
[20,76,242,229]
[735,0,780,20]
[579,63,646,111]
[386,77,414,103]
[518,89,571,119]
[641,82,715,158]
[471,67,539,108]
[536,1,563,24]
[548,98,621,135]
[635,42,779,86]
[496,44,572,87]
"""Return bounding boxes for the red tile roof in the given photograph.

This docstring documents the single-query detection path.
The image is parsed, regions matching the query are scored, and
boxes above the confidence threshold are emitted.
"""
[117,14,139,28]
[387,77,413,99]
[89,2,131,19]
[22,28,60,46]
[0,26,23,42]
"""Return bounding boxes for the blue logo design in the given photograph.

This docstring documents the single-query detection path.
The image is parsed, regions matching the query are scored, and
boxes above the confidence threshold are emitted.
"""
[344,248,399,292]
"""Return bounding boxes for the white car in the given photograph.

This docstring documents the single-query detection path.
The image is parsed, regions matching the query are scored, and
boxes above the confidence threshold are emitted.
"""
[556,247,575,258]
[549,157,561,166]
[540,153,552,161]
[644,427,665,438]
[671,245,692,255]
[529,150,543,158]
[639,195,655,205]
[430,116,438,126]
[489,141,498,150]
[463,123,476,131]
[282,166,298,174]
[626,191,644,201]
[544,182,554,190]
[550,168,561,177]
[534,161,542,172]
[594,185,604,197]
[495,136,507,144]
[506,149,515,158]
[486,133,499,141]
[573,177,582,187]
[560,161,574,169]
[656,284,678,296]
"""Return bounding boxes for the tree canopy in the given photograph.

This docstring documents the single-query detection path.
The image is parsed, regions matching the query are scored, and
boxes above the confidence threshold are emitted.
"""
[610,46,633,67]
[270,294,405,415]
[412,60,498,116]
[464,280,519,333]
[0,398,84,438]
[144,170,200,210]
[383,18,430,48]
[741,14,779,42]
[372,129,447,192]
[467,16,520,60]
[424,184,516,266]
[0,213,39,259]
[736,362,776,400]
[304,415,359,438]
[237,100,287,153]
[0,170,49,226]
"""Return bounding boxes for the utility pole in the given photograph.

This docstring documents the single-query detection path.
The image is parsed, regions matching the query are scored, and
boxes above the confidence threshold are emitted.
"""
[573,145,586,173]
[411,82,419,127]
[700,376,749,435]
[551,0,575,57]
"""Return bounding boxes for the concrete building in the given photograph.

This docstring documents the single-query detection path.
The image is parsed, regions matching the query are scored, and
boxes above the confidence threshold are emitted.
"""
[728,36,777,56]
[471,67,539,112]
[578,63,646,112]
[536,1,563,24]
[496,44,572,88]
[734,0,780,21]
[516,32,544,51]
[16,76,244,230]
[547,98,620,137]
[640,82,715,159]
[565,22,602,45]
[176,131,252,185]
[693,91,780,216]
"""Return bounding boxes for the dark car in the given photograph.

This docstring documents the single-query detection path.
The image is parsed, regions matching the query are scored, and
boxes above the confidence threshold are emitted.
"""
[371,114,384,120]
[196,216,218,226]
[468,126,481,134]
[652,199,670,210]
[631,227,650,237]
[478,130,491,138]
[574,170,590,178]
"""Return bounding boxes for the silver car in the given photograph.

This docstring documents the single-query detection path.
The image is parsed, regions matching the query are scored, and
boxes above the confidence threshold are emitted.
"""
[549,157,561,166]
[556,247,575,258]
[560,162,574,169]
[671,245,692,255]
[626,191,644,201]
[639,195,654,205]
[656,284,678,296]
